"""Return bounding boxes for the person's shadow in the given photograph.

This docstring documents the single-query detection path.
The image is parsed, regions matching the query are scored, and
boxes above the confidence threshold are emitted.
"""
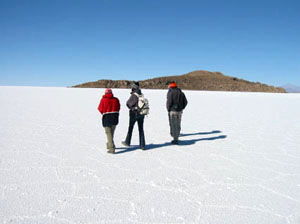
[179,130,222,137]
[115,130,227,154]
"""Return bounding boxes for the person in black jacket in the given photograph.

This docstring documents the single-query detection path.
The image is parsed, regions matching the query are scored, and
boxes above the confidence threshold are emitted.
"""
[166,81,188,144]
[122,82,146,150]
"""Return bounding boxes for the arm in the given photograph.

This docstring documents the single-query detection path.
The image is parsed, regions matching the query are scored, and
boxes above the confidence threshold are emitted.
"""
[166,90,173,112]
[116,98,121,112]
[98,99,104,114]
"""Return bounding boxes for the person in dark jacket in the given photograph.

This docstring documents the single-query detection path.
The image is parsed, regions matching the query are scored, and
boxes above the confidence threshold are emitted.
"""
[167,82,188,144]
[98,88,120,154]
[122,82,146,150]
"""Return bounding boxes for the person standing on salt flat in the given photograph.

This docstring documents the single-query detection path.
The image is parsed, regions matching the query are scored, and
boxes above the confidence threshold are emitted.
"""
[98,88,120,154]
[166,81,188,144]
[122,82,146,150]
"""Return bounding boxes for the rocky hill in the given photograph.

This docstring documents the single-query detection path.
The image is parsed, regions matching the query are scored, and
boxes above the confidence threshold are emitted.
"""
[73,70,286,93]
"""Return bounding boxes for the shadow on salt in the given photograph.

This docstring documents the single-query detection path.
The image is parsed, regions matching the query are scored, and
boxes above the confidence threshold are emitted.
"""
[115,130,227,154]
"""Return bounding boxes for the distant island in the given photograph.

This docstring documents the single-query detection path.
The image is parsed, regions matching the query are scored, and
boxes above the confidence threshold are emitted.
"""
[281,84,300,93]
[73,70,286,93]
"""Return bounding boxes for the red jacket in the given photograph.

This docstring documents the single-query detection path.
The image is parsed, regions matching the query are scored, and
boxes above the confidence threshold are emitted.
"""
[98,93,120,127]
[98,93,120,115]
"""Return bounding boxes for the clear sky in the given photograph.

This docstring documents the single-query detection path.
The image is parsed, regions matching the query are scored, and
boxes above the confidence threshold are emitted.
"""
[0,0,299,87]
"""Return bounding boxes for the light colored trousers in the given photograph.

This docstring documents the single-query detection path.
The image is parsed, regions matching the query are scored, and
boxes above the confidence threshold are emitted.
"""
[168,111,182,141]
[104,125,116,151]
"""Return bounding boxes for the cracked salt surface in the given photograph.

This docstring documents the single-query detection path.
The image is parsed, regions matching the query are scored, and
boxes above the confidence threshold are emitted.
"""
[1,86,300,224]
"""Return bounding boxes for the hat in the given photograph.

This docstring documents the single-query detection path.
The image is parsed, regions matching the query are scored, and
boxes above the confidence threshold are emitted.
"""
[131,81,140,90]
[105,88,112,94]
[169,82,177,88]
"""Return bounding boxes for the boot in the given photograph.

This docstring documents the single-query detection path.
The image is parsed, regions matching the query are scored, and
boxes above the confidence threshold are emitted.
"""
[171,140,179,145]
[122,141,130,147]
[107,148,115,154]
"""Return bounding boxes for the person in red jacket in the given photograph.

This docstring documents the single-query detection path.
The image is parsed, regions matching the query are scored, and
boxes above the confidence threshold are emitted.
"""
[98,88,120,154]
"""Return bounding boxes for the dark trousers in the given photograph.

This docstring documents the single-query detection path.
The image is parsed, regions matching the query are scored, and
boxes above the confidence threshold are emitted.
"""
[168,111,182,141]
[125,112,145,147]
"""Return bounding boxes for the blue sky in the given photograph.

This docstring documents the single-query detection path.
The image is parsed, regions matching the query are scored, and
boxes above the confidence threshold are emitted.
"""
[0,0,299,87]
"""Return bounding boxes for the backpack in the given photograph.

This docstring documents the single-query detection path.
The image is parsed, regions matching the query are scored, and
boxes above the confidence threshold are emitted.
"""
[134,93,150,115]
[179,91,187,110]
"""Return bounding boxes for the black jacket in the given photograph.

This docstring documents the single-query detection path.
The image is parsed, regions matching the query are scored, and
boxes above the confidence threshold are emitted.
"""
[167,87,188,112]
[127,88,143,115]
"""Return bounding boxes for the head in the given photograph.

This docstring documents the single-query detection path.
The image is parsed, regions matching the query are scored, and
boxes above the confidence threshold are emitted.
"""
[105,88,112,94]
[131,81,140,91]
[168,81,177,88]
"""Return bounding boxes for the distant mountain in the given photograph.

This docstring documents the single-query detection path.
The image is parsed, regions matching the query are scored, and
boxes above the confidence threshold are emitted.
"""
[281,84,300,93]
[73,70,286,93]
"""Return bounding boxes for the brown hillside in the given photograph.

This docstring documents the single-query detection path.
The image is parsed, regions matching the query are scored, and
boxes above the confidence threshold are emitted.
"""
[73,70,286,93]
